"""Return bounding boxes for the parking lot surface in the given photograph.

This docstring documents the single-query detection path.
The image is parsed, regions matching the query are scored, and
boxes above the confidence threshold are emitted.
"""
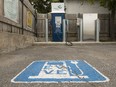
[0,44,116,87]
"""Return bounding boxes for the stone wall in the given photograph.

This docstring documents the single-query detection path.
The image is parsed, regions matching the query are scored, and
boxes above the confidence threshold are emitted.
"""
[0,32,36,54]
[0,0,37,53]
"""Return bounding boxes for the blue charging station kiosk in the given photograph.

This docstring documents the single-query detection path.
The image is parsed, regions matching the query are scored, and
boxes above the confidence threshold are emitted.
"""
[51,3,65,42]
[51,13,65,41]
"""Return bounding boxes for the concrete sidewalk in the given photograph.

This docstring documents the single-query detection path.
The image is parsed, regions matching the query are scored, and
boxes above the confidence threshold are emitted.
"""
[0,44,116,87]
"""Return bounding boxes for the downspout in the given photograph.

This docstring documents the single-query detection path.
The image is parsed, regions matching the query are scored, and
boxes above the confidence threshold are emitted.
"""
[21,0,24,34]
[34,10,38,37]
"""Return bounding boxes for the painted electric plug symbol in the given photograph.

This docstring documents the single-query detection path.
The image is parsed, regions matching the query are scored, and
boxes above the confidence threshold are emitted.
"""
[67,61,83,76]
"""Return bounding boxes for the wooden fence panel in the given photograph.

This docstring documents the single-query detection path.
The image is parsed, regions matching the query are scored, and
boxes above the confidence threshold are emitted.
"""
[37,14,114,41]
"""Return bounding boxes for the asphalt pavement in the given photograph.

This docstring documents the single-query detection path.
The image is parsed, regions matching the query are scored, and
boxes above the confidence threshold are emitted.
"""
[0,43,116,87]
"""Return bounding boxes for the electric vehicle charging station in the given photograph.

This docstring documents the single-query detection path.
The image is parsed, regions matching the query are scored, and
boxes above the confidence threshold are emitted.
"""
[51,13,65,41]
[46,10,100,43]
[51,3,65,42]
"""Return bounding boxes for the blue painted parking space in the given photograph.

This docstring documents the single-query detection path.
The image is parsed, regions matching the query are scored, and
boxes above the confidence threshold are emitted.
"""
[11,60,109,83]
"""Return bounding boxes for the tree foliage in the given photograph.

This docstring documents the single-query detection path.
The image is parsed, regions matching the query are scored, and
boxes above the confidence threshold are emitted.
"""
[29,0,116,16]
[86,0,116,17]
[29,0,64,13]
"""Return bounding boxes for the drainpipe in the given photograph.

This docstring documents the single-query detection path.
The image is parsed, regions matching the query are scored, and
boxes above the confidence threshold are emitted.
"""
[21,0,24,34]
[35,10,38,37]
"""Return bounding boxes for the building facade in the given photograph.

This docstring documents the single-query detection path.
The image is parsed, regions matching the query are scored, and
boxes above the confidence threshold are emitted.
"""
[64,0,110,14]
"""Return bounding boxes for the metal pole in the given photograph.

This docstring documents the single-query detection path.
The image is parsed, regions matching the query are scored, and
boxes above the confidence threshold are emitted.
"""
[67,20,69,32]
[45,19,48,42]
[80,19,83,42]
[34,10,38,37]
[63,19,66,42]
[96,19,100,42]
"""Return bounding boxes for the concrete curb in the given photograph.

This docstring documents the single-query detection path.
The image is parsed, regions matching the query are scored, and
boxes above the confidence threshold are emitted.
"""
[33,42,116,46]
